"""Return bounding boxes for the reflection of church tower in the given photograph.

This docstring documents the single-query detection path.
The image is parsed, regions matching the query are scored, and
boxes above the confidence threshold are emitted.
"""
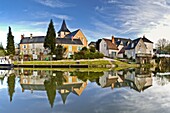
[58,90,70,104]
[58,20,70,38]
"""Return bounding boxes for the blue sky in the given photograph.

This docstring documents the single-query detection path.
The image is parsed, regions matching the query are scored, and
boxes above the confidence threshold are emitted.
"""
[1,0,170,47]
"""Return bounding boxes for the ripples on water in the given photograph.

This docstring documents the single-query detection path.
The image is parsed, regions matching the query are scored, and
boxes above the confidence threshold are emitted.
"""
[0,67,170,113]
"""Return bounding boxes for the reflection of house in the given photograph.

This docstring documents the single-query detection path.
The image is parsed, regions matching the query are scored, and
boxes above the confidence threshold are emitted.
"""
[99,71,118,89]
[20,71,87,104]
[125,69,152,92]
[0,70,11,85]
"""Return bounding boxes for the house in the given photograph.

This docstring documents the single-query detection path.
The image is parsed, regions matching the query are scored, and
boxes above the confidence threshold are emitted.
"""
[58,20,88,47]
[20,34,46,55]
[114,37,131,58]
[92,36,130,58]
[98,37,119,58]
[19,20,88,58]
[125,36,153,63]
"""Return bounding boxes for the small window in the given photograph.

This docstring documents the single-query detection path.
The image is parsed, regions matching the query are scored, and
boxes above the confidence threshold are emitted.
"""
[69,46,72,51]
[23,45,26,48]
[77,46,82,51]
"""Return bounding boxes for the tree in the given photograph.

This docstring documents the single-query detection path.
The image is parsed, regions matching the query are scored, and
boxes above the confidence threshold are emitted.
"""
[7,73,16,102]
[6,26,15,55]
[44,19,56,54]
[156,38,169,52]
[89,46,96,53]
[55,45,66,60]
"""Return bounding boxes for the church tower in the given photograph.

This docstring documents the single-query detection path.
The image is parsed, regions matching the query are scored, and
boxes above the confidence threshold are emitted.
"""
[58,20,70,38]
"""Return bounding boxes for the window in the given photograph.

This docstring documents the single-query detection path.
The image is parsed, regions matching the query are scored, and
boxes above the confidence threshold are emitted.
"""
[77,46,82,51]
[32,44,35,49]
[23,45,26,48]
[69,46,72,51]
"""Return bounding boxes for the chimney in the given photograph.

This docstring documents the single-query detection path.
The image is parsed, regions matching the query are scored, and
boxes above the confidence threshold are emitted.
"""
[111,36,115,43]
[30,33,33,39]
[71,36,73,41]
[21,34,24,39]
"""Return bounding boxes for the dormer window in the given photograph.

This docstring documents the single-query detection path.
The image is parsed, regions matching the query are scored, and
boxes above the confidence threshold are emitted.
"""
[131,43,134,48]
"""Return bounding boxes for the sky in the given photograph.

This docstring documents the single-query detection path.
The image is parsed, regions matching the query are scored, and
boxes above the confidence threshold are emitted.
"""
[0,0,170,47]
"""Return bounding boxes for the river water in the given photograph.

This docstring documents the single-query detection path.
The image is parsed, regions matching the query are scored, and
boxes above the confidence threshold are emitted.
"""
[0,67,170,113]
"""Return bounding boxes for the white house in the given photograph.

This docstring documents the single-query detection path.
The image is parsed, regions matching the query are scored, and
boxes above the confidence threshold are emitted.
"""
[99,37,119,58]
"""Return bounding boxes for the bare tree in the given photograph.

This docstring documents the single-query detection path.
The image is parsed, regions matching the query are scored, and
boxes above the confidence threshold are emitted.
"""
[155,38,169,51]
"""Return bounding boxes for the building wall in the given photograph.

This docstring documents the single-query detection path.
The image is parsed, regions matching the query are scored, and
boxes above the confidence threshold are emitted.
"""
[20,43,45,55]
[56,44,83,58]
[59,31,70,38]
[144,42,153,55]
[135,39,146,54]
[99,39,109,57]
[73,30,88,47]
[108,49,118,58]
[125,49,136,59]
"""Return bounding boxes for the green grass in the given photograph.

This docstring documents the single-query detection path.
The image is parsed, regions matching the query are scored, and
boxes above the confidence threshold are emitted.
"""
[14,67,110,72]
[14,59,111,66]
[112,60,139,70]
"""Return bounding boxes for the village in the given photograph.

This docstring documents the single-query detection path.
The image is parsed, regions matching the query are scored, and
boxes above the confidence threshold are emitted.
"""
[6,19,164,66]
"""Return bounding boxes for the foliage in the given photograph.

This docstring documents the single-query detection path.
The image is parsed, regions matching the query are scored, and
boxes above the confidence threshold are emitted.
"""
[89,46,96,53]
[44,71,66,107]
[55,45,66,60]
[156,38,170,53]
[71,71,104,82]
[7,73,16,102]
[73,47,104,60]
[44,19,56,54]
[6,26,15,55]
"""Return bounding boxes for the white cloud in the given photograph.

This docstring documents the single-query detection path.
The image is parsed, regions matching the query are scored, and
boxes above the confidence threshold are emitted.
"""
[35,0,74,8]
[94,0,170,45]
[0,27,45,48]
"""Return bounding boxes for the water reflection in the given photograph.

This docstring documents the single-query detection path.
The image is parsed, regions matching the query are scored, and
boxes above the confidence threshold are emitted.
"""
[1,67,170,109]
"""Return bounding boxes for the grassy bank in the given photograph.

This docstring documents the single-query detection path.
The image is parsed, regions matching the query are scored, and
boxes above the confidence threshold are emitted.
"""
[112,60,139,70]
[13,59,139,70]
[14,59,111,66]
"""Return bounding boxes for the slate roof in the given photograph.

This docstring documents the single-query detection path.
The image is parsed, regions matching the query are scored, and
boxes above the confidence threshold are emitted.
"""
[114,37,131,46]
[103,38,119,50]
[58,20,70,33]
[142,36,153,43]
[56,38,83,45]
[88,41,96,47]
[20,36,45,44]
[125,38,141,50]
[65,29,79,38]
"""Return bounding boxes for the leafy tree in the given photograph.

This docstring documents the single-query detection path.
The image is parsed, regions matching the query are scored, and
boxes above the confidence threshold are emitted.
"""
[6,26,15,55]
[89,46,96,53]
[55,45,66,60]
[44,19,56,54]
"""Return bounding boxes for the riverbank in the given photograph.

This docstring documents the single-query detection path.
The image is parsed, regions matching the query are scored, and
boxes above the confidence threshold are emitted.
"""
[13,59,139,70]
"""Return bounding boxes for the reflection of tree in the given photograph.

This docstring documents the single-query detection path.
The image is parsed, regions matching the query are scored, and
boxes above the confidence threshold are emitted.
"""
[72,71,103,82]
[44,71,65,108]
[7,73,16,102]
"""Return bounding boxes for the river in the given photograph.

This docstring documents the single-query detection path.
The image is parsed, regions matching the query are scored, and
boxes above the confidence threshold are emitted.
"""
[0,67,170,113]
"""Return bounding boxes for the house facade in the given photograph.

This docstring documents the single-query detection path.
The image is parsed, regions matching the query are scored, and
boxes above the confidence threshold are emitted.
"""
[20,34,46,55]
[99,37,119,58]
